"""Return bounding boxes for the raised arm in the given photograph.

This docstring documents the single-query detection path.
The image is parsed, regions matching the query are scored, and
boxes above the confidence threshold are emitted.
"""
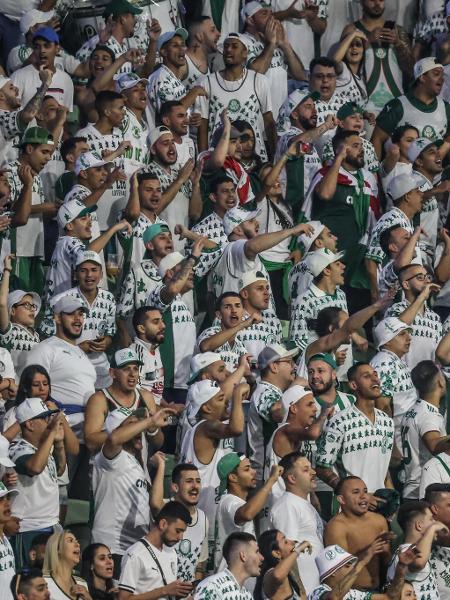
[234,465,283,523]
[88,220,132,254]
[203,383,248,439]
[314,144,346,200]
[0,256,12,333]
[245,222,314,261]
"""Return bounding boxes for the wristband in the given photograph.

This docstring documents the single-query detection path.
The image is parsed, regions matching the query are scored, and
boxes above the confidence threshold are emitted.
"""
[147,427,160,437]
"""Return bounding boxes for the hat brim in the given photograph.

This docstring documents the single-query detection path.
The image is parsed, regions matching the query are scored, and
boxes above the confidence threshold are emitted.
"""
[112,359,144,369]
[0,488,19,498]
[377,325,412,350]
[320,555,358,582]
[8,291,42,315]
[298,224,325,253]
[23,408,59,423]
[0,456,15,468]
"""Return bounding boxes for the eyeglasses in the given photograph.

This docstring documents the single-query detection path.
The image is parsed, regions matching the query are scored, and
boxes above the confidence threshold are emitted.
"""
[404,273,433,282]
[14,302,38,311]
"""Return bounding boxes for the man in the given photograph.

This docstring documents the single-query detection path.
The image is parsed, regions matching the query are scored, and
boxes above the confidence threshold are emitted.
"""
[401,362,448,500]
[194,532,261,600]
[270,452,324,594]
[181,17,220,90]
[324,476,391,591]
[425,484,450,599]
[55,137,90,203]
[9,398,64,567]
[316,362,394,496]
[0,482,18,600]
[373,57,449,157]
[11,568,50,600]
[342,0,413,120]
[247,343,298,482]
[214,452,282,568]
[307,353,355,413]
[370,317,417,439]
[11,27,73,110]
[243,2,305,117]
[290,248,348,352]
[196,32,276,161]
[385,265,442,369]
[159,101,195,170]
[118,501,193,600]
[92,406,172,574]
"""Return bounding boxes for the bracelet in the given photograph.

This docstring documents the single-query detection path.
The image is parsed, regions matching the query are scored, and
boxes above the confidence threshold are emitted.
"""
[147,427,160,437]
[3,268,11,273]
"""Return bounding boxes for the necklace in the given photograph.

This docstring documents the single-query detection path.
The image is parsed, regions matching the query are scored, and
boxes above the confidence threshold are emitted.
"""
[217,68,247,93]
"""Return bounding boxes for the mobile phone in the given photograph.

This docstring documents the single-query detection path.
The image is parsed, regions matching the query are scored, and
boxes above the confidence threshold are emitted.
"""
[297,141,312,154]
[384,20,395,29]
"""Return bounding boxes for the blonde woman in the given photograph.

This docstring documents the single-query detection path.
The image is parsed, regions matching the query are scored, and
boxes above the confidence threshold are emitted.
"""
[43,530,93,600]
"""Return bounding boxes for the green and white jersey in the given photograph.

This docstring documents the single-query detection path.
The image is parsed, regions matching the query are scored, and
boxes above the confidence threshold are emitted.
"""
[366,206,413,264]
[121,107,150,175]
[400,399,446,500]
[195,69,272,161]
[322,137,379,173]
[289,284,348,351]
[416,11,447,46]
[0,323,39,374]
[247,381,283,480]
[7,160,45,258]
[176,507,208,582]
[388,544,439,600]
[308,584,371,600]
[194,569,253,600]
[414,171,440,267]
[130,338,164,405]
[238,310,282,359]
[313,94,346,157]
[147,65,186,129]
[117,258,161,318]
[0,108,21,165]
[44,236,86,306]
[385,301,442,370]
[192,212,227,285]
[76,35,131,75]
[315,405,394,492]
[182,55,209,91]
[0,534,15,600]
[118,212,166,270]
[64,184,101,241]
[420,453,450,497]
[335,62,368,107]
[214,493,255,570]
[430,545,450,599]
[376,92,450,140]
[196,325,247,372]
[288,259,312,303]
[76,123,126,229]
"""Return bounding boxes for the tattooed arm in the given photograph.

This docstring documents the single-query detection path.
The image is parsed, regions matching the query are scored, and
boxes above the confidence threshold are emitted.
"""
[18,68,53,127]
[393,26,414,77]
[159,239,205,305]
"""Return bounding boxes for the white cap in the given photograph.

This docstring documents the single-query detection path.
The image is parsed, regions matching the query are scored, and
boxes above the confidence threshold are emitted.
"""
[16,397,59,424]
[115,72,148,93]
[57,199,96,229]
[414,57,443,80]
[387,172,425,201]
[111,348,143,369]
[188,352,223,384]
[185,380,221,425]
[105,407,133,433]
[148,125,173,149]
[75,250,102,268]
[0,76,11,90]
[20,9,54,34]
[74,151,113,176]
[0,482,18,498]
[281,385,311,424]
[158,251,185,278]
[407,138,440,163]
[223,206,261,236]
[373,317,411,349]
[53,295,88,315]
[238,270,268,292]
[305,248,345,277]
[0,435,15,468]
[316,545,357,582]
[284,88,318,117]
[241,1,267,20]
[258,342,299,370]
[7,290,41,315]
[297,221,324,254]
[157,27,188,52]
[220,32,253,52]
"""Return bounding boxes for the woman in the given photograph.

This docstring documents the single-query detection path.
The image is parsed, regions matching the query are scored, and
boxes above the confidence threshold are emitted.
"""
[381,124,419,208]
[331,29,369,111]
[43,530,92,600]
[401,582,417,600]
[81,544,117,600]
[255,529,310,600]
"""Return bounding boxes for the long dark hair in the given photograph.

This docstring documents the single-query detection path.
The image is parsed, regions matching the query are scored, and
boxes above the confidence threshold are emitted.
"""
[81,544,114,600]
[342,34,368,101]
[11,365,51,411]
[255,530,301,600]
[307,306,343,337]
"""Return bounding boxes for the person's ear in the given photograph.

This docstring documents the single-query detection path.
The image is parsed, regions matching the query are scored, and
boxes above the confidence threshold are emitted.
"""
[171,482,179,494]
[348,379,357,392]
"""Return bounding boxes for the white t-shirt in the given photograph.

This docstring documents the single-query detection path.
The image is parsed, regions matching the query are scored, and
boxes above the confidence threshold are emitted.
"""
[270,492,324,594]
[9,438,59,531]
[308,584,371,600]
[388,544,439,600]
[44,577,88,600]
[119,538,177,598]
[0,535,15,600]
[214,493,255,569]
[92,448,151,555]
[194,569,253,600]
[420,453,450,498]
[11,64,73,111]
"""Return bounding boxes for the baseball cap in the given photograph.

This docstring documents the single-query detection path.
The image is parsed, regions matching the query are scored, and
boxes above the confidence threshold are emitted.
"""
[75,250,102,268]
[104,407,133,434]
[115,72,148,93]
[0,435,15,468]
[307,352,338,370]
[110,348,143,369]
[223,206,261,236]
[316,545,357,582]
[57,199,97,229]
[7,290,41,315]
[305,248,345,277]
[32,26,59,43]
[281,385,312,423]
[185,379,222,425]
[387,172,425,201]
[0,76,11,91]
[104,0,142,18]
[74,151,113,176]
[284,89,320,118]
[19,126,54,147]
[238,270,268,292]
[297,221,324,254]
[188,352,223,384]
[157,28,188,52]
[337,102,364,120]
[158,251,185,278]
[217,452,246,495]
[16,397,59,424]
[143,223,170,245]
[407,137,442,163]
[210,124,241,148]
[258,342,299,370]
[20,9,54,34]
[222,32,253,52]
[414,57,443,80]
[53,295,88,315]
[373,317,411,349]
[148,125,172,149]
[0,482,18,498]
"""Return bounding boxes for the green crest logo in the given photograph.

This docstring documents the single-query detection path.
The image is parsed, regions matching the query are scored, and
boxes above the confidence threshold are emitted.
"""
[228,99,241,112]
